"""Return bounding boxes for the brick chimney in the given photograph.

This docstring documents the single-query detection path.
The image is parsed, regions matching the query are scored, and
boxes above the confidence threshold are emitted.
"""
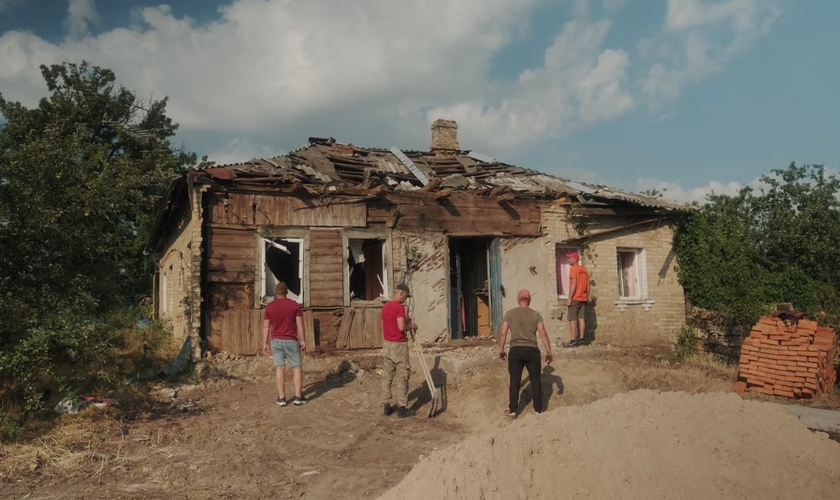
[430,119,459,153]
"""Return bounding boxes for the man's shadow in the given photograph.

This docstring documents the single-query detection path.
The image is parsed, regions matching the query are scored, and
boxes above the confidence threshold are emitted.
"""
[302,360,359,401]
[517,365,564,412]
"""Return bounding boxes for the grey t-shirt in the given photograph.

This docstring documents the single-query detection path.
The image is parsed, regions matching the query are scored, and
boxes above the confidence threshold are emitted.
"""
[503,307,543,349]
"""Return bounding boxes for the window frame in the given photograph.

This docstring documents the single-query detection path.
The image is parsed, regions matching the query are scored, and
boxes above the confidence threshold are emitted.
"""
[342,229,392,307]
[616,247,648,301]
[256,228,310,308]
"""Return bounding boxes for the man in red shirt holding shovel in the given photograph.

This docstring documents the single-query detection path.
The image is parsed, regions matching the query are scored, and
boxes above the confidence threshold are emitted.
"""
[381,283,417,418]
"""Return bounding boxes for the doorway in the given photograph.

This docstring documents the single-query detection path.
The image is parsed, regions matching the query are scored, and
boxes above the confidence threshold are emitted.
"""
[449,237,499,339]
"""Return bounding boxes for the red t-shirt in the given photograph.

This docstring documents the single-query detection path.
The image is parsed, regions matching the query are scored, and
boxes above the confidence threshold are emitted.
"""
[381,300,407,342]
[264,297,303,341]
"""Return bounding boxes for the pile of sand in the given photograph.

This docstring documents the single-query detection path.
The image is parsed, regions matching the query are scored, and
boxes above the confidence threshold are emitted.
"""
[381,390,840,499]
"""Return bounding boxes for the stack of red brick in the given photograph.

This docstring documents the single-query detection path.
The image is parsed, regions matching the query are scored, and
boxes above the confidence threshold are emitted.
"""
[736,316,837,399]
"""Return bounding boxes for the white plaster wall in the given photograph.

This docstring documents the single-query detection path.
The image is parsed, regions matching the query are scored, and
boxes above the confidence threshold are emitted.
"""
[499,237,551,329]
[400,233,449,343]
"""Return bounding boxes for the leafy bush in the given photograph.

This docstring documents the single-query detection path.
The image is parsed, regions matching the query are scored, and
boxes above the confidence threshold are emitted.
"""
[668,325,701,364]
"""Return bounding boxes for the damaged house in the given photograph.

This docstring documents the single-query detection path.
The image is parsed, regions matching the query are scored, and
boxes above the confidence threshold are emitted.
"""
[148,120,689,360]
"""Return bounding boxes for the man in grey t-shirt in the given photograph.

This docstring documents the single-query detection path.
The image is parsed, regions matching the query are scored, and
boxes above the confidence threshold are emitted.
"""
[497,289,554,419]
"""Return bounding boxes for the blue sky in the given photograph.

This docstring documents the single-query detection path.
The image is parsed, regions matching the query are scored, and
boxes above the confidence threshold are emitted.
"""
[0,0,837,202]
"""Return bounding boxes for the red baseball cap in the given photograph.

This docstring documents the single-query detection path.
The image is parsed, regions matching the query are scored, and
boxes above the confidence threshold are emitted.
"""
[567,251,580,261]
[517,289,531,300]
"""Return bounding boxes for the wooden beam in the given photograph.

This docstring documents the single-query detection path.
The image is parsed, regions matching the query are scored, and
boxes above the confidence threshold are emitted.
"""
[420,177,442,192]
[435,189,452,199]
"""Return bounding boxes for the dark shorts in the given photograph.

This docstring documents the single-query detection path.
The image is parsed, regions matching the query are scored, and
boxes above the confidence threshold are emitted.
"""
[568,301,586,321]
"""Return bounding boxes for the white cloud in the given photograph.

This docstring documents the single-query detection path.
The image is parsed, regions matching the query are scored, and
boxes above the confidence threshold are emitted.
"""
[65,0,99,40]
[426,19,634,150]
[635,177,761,204]
[0,0,551,157]
[207,138,282,166]
[0,0,782,163]
[642,0,781,106]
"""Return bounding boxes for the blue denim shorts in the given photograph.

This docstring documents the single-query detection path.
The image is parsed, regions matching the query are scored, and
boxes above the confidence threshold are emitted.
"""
[271,339,302,368]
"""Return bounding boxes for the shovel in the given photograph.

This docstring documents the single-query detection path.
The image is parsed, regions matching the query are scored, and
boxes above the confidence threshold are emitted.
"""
[410,331,445,418]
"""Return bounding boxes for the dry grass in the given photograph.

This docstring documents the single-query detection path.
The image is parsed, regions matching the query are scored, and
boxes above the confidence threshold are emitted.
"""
[0,407,124,481]
[0,403,196,484]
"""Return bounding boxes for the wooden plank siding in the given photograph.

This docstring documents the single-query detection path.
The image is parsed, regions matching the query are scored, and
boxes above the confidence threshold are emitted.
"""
[308,229,345,307]
[206,282,259,354]
[206,226,257,283]
[388,192,542,236]
[208,192,367,228]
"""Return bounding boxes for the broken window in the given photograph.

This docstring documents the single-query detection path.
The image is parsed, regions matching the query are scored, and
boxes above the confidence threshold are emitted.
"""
[347,238,387,301]
[263,237,304,304]
[617,248,646,299]
[555,245,580,299]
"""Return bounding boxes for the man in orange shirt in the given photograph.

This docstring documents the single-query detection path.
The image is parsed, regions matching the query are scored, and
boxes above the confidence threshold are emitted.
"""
[565,252,590,347]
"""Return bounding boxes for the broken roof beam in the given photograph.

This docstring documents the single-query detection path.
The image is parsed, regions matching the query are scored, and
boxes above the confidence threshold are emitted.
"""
[435,189,452,199]
[390,147,431,186]
[420,177,442,192]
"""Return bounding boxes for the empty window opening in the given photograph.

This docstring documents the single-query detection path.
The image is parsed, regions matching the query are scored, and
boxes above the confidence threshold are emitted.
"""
[449,237,493,339]
[617,248,645,300]
[347,238,387,301]
[264,238,303,304]
[555,245,580,299]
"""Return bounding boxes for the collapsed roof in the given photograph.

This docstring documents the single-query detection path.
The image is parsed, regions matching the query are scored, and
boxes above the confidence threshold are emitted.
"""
[193,138,686,210]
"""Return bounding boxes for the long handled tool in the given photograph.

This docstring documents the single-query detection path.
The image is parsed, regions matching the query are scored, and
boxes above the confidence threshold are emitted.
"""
[410,331,445,418]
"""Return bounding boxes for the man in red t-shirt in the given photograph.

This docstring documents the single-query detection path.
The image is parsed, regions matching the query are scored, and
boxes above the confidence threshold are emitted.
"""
[380,283,416,418]
[565,252,590,347]
[262,282,307,407]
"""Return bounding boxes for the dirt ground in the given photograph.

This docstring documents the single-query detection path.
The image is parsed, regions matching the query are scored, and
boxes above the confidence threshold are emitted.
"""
[1,341,752,499]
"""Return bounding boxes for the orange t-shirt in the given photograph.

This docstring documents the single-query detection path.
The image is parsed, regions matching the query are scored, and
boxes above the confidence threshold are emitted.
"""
[569,264,589,302]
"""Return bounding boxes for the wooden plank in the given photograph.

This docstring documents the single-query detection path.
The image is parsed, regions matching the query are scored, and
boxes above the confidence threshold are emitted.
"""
[364,307,383,348]
[309,262,345,274]
[206,271,255,283]
[309,248,343,257]
[253,195,366,227]
[303,310,316,351]
[349,308,366,348]
[309,273,345,283]
[336,308,354,349]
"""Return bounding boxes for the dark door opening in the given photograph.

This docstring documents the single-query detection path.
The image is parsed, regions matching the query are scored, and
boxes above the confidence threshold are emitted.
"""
[449,237,494,339]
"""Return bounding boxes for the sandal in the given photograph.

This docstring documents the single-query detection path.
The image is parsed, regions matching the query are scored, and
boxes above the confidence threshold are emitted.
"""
[504,409,517,420]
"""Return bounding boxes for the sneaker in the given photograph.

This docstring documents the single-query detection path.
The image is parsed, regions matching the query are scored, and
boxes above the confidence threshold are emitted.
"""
[292,395,308,406]
[396,406,414,418]
[562,340,578,348]
[383,403,395,416]
[276,398,287,407]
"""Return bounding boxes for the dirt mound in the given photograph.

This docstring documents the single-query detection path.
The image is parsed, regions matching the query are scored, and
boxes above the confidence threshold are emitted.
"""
[381,390,840,499]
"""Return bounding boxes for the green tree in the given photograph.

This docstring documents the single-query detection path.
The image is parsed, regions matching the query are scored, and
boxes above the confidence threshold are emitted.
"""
[674,163,840,329]
[0,62,194,409]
